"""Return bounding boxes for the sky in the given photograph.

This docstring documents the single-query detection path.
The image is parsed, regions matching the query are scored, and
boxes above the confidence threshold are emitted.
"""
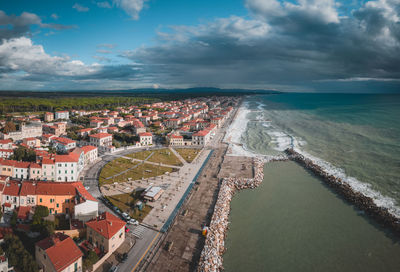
[0,0,399,92]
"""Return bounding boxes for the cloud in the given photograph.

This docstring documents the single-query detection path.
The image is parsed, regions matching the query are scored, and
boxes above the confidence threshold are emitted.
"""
[113,0,147,20]
[97,1,112,8]
[0,10,75,40]
[96,49,112,54]
[97,43,117,49]
[51,13,58,20]
[73,3,90,12]
[120,0,400,91]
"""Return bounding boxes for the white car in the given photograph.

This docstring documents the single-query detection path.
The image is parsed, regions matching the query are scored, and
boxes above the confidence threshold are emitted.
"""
[129,219,139,226]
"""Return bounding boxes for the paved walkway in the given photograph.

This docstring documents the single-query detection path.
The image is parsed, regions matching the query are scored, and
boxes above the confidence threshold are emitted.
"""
[169,147,188,165]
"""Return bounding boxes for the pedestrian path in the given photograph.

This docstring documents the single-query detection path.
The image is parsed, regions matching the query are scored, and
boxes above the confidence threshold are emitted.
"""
[131,224,147,239]
[169,147,187,165]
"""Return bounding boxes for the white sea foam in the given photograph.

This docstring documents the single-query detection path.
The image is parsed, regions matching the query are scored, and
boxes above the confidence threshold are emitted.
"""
[227,100,400,219]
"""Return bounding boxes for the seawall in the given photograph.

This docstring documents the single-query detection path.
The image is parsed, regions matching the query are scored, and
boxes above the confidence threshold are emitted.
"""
[285,148,400,236]
[197,158,265,272]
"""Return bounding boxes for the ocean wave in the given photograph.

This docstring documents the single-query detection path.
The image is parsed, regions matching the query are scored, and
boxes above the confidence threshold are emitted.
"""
[228,100,400,219]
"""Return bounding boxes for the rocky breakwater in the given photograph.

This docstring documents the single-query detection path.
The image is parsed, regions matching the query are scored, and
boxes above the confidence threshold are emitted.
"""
[198,159,265,272]
[285,148,400,236]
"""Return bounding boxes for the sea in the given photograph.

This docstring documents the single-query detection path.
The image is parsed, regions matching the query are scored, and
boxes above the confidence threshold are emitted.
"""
[223,93,400,271]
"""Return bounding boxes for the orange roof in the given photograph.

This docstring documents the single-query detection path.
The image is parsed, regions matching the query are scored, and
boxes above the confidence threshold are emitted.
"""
[20,182,36,196]
[86,212,125,239]
[36,233,83,272]
[35,182,77,196]
[53,137,76,145]
[193,130,209,137]
[54,154,79,163]
[17,206,31,220]
[90,133,112,139]
[42,158,55,165]
[0,139,12,144]
[80,145,97,154]
[71,182,97,202]
[139,132,152,137]
[3,181,21,196]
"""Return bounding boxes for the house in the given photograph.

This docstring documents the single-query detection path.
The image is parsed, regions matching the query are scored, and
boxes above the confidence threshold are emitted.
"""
[85,212,125,254]
[23,137,40,148]
[167,134,184,146]
[138,132,152,146]
[2,181,21,211]
[0,123,42,141]
[89,133,112,147]
[0,140,13,150]
[52,137,76,153]
[19,182,37,207]
[35,233,83,272]
[77,128,93,137]
[42,158,56,181]
[80,146,98,165]
[192,130,211,146]
[55,111,69,120]
[44,112,54,122]
[0,149,13,159]
[29,163,42,180]
[54,154,80,182]
[143,186,164,201]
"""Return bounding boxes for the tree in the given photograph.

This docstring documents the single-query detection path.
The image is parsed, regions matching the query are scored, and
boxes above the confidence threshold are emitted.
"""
[2,234,39,272]
[2,121,16,133]
[83,250,99,271]
[10,211,17,227]
[10,146,36,162]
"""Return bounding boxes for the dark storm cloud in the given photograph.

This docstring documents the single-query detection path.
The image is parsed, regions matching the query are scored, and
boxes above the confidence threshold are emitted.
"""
[0,10,75,40]
[122,0,400,91]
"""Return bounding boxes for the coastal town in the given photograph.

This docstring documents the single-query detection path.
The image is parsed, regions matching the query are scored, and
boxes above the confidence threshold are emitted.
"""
[0,95,240,272]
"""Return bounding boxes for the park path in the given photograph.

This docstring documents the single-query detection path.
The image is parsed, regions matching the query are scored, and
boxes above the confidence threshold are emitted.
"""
[168,147,187,165]
[105,152,155,180]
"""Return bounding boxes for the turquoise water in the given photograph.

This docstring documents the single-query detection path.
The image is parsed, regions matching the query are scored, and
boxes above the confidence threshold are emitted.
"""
[244,93,400,209]
[224,162,400,272]
[223,94,400,271]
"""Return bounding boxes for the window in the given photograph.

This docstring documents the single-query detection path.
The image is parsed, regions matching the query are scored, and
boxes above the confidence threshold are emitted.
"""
[56,203,59,208]
[71,170,74,174]
[65,170,67,174]
[65,164,67,167]
[40,198,42,203]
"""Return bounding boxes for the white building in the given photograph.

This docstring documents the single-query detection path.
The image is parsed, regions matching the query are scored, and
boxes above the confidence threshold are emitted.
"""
[55,111,69,120]
[192,130,211,146]
[89,133,113,147]
[42,158,56,181]
[55,154,80,182]
[80,145,98,165]
[139,132,153,146]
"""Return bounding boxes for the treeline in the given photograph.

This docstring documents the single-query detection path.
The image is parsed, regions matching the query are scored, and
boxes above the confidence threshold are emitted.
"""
[0,96,159,114]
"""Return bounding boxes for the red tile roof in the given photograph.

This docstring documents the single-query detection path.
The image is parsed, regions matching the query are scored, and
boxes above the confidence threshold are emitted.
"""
[17,206,31,220]
[53,137,76,145]
[42,158,55,165]
[3,181,21,196]
[86,212,125,239]
[71,182,97,202]
[35,182,76,196]
[54,154,79,163]
[36,233,83,272]
[80,145,97,154]
[90,133,112,139]
[139,132,152,137]
[20,182,36,196]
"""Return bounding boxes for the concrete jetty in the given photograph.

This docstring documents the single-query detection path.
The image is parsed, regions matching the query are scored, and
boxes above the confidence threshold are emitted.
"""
[285,148,400,236]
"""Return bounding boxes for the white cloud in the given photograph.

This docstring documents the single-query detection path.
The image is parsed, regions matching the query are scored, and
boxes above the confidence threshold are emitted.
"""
[51,13,59,20]
[73,3,90,12]
[0,37,98,76]
[97,1,112,8]
[113,0,148,20]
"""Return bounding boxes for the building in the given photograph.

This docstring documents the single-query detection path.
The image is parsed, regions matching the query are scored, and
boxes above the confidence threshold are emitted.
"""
[139,132,152,146]
[85,212,125,254]
[167,134,184,146]
[44,112,54,122]
[0,123,42,141]
[42,158,56,181]
[54,154,80,182]
[52,137,76,153]
[192,130,211,146]
[0,140,12,150]
[143,186,164,201]
[79,146,98,165]
[89,133,112,147]
[55,111,69,120]
[35,233,83,272]
[23,137,40,148]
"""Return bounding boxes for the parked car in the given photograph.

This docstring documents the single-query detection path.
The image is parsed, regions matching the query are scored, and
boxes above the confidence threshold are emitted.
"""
[109,265,118,272]
[120,253,128,263]
[129,219,139,226]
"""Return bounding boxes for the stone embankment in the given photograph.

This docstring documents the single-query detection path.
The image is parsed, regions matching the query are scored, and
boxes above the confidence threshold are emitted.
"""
[197,159,264,272]
[285,148,400,235]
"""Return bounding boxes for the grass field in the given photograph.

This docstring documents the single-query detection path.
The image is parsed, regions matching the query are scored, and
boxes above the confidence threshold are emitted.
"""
[106,193,152,222]
[174,148,201,163]
[127,148,183,166]
[99,160,174,186]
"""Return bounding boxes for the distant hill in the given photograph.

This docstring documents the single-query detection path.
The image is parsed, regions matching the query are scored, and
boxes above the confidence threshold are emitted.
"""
[0,87,281,99]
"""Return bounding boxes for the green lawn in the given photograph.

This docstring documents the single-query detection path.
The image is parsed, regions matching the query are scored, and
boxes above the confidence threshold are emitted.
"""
[127,148,183,166]
[174,148,201,163]
[106,193,152,222]
[99,160,174,186]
